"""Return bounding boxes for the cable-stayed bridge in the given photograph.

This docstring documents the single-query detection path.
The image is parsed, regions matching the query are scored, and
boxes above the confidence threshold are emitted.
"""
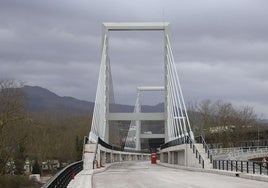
[41,23,268,188]
[89,22,194,146]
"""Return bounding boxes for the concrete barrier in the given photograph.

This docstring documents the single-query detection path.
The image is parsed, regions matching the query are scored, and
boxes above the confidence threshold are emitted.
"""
[160,143,212,169]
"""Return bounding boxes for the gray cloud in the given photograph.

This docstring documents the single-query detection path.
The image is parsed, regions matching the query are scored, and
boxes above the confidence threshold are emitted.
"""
[0,0,268,117]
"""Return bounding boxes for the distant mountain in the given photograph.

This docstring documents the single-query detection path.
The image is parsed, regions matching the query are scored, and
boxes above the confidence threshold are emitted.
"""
[20,86,164,114]
[110,103,164,113]
[141,103,164,112]
[22,86,95,113]
[5,86,268,127]
[257,119,268,126]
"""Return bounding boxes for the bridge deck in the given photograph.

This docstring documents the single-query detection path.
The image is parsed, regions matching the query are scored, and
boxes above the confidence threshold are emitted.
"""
[92,161,268,188]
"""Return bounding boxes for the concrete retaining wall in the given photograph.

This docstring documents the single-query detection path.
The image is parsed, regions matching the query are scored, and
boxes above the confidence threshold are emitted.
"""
[160,144,209,168]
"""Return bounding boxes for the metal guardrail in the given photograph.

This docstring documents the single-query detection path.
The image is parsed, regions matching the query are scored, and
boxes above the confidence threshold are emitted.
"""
[231,147,268,158]
[41,136,89,187]
[160,136,189,149]
[98,137,150,153]
[160,136,206,168]
[42,136,152,187]
[188,137,205,168]
[211,146,268,159]
[41,160,83,188]
[196,135,213,163]
[240,140,268,147]
[213,160,268,175]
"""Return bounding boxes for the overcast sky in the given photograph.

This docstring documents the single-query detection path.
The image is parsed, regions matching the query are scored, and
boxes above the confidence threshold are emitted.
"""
[1,0,268,118]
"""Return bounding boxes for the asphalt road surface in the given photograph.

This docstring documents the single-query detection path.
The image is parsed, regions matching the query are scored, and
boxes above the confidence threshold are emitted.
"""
[93,161,268,188]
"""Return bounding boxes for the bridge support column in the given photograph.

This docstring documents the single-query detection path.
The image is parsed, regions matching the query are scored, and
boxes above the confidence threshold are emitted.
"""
[100,150,105,166]
[83,143,97,170]
[168,151,172,164]
[160,144,209,168]
[169,151,178,164]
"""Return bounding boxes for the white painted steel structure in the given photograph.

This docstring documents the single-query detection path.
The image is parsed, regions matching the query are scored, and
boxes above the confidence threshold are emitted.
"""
[89,22,194,146]
[124,86,165,150]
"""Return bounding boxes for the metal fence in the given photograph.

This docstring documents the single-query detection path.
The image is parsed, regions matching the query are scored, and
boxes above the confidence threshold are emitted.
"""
[188,138,206,168]
[41,160,83,188]
[196,135,213,163]
[211,146,268,160]
[160,136,190,149]
[213,160,268,175]
[98,137,150,153]
[160,136,207,168]
[231,147,268,158]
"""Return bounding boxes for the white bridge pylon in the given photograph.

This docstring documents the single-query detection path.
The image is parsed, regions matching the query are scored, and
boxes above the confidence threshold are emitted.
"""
[124,86,165,151]
[89,22,194,147]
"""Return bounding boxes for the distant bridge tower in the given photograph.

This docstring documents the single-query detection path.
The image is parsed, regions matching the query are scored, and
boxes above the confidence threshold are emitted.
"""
[89,22,194,146]
[124,86,166,151]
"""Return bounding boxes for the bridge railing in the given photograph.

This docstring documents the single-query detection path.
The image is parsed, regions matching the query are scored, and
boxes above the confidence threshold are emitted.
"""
[92,137,151,169]
[196,135,213,163]
[231,146,268,158]
[189,137,205,168]
[211,146,268,159]
[213,159,268,175]
[160,136,206,168]
[160,136,189,150]
[41,136,90,188]
[41,160,83,188]
[97,137,150,153]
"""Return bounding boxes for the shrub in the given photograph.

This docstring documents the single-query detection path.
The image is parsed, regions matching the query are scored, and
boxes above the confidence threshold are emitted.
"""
[32,160,41,175]
[0,175,39,188]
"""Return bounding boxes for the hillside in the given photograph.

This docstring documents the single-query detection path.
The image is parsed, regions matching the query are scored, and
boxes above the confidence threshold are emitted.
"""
[21,86,95,113]
[20,86,164,113]
[19,86,268,127]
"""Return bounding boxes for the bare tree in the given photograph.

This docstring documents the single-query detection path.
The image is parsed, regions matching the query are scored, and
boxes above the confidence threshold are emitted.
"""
[193,99,216,138]
[188,99,258,147]
[0,80,27,174]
